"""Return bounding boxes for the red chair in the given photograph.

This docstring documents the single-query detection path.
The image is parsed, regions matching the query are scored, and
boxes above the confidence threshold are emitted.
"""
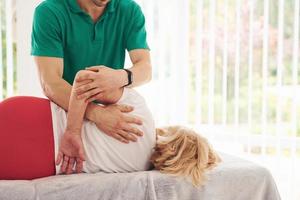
[0,96,55,180]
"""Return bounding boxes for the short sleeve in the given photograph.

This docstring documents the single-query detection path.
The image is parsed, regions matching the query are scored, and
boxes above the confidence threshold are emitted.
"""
[31,4,64,58]
[125,4,150,51]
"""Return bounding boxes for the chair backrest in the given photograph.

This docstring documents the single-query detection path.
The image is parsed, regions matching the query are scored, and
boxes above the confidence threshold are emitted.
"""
[0,96,56,180]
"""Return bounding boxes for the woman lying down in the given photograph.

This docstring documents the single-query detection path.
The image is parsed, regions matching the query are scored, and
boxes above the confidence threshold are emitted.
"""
[0,70,221,187]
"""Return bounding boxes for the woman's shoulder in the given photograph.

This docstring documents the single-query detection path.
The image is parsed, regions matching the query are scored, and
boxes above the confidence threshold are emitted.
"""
[123,88,146,104]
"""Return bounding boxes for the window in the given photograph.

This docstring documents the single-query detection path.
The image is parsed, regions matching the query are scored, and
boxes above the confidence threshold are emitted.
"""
[0,0,17,100]
[134,0,300,199]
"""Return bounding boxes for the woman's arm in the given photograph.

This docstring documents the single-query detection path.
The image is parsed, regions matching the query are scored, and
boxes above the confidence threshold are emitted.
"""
[56,71,92,174]
[65,79,90,133]
[57,70,131,174]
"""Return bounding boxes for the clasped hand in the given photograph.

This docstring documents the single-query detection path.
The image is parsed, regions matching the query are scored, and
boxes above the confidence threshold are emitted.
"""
[74,66,126,103]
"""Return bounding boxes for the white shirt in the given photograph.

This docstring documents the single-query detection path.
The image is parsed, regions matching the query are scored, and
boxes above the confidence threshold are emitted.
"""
[51,88,156,174]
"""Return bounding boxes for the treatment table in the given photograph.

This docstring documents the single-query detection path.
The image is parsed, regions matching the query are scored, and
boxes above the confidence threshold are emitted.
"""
[0,153,281,200]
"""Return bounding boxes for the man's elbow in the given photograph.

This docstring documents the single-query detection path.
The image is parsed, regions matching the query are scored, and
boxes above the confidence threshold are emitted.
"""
[40,79,59,100]
[41,81,53,99]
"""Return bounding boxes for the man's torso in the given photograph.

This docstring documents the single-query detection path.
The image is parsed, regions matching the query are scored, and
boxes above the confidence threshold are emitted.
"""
[32,0,149,84]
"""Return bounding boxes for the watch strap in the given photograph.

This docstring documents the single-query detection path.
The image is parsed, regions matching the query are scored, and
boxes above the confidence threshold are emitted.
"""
[123,69,132,87]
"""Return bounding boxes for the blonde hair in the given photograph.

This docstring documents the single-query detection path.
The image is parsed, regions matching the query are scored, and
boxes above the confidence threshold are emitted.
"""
[150,126,221,187]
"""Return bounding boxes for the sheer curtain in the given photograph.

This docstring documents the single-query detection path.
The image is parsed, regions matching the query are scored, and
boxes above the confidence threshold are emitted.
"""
[130,0,300,199]
[0,0,17,100]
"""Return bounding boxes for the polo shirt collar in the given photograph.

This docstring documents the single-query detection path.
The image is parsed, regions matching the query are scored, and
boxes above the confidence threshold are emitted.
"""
[68,0,118,14]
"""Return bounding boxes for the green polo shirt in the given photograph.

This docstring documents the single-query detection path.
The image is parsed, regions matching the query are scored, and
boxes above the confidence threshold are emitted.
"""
[31,0,149,84]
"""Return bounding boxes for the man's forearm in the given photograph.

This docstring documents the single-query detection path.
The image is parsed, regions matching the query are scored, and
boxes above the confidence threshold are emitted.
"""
[126,60,152,88]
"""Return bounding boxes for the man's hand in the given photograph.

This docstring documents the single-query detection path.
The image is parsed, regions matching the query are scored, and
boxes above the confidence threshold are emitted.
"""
[92,104,144,143]
[56,131,86,174]
[75,66,127,101]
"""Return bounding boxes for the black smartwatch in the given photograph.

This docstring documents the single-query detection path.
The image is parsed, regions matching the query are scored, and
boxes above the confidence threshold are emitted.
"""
[123,69,133,87]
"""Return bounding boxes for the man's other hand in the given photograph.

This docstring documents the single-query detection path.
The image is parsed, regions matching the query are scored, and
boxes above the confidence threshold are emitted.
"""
[92,104,144,143]
[74,66,127,101]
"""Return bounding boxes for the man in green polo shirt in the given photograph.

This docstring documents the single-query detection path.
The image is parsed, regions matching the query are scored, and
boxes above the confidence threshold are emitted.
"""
[32,0,152,173]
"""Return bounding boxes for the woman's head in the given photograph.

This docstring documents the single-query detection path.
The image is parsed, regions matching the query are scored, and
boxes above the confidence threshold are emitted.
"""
[150,126,221,187]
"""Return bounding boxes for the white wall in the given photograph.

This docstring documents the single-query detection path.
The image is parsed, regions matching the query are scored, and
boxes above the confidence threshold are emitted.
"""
[16,0,43,97]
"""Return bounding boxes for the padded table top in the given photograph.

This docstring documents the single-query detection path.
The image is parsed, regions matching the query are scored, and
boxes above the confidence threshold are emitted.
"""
[0,153,281,200]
